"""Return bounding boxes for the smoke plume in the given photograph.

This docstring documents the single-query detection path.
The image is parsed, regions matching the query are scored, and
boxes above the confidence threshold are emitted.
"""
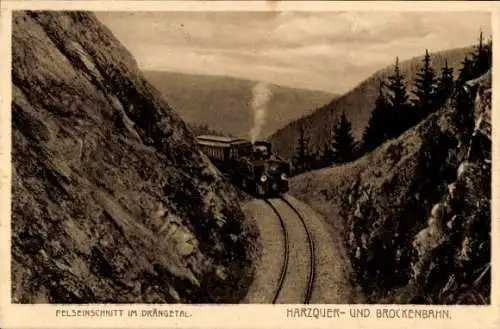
[249,82,273,142]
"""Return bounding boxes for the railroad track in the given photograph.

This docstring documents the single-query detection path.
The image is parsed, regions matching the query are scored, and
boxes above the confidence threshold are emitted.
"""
[263,199,289,303]
[264,197,315,304]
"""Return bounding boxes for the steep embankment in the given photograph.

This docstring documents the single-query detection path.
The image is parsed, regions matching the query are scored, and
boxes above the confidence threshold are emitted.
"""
[143,71,335,139]
[270,47,473,159]
[290,71,491,303]
[11,11,260,303]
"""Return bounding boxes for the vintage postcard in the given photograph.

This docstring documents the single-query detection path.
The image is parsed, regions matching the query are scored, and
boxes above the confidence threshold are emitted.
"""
[0,0,498,328]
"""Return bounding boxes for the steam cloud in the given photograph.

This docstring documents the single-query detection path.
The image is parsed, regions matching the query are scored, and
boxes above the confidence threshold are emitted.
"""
[250,82,273,142]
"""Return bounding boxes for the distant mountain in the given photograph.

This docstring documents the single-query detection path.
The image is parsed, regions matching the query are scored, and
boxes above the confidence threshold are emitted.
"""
[143,71,336,140]
[269,46,475,159]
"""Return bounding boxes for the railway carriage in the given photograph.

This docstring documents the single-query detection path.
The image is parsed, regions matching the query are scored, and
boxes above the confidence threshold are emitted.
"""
[197,135,290,197]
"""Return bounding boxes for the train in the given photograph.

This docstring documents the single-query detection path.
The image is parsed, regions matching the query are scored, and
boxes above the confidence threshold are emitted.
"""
[197,135,291,197]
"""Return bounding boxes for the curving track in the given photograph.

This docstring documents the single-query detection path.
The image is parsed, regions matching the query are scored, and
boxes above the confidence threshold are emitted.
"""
[263,199,290,303]
[264,197,315,304]
[243,194,351,304]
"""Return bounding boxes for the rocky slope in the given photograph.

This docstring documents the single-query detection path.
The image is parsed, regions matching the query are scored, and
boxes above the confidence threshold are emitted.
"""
[143,70,335,139]
[11,11,260,303]
[270,47,474,159]
[289,70,491,303]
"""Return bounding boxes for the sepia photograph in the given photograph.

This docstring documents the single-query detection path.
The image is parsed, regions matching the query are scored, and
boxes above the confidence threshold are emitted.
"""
[5,0,495,316]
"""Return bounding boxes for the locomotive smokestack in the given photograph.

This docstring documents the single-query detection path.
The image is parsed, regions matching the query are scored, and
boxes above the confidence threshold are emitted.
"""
[249,81,273,142]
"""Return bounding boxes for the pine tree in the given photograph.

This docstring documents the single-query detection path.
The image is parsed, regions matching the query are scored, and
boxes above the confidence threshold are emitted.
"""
[331,112,356,163]
[453,81,475,146]
[352,141,363,160]
[457,56,475,86]
[471,31,492,77]
[322,141,336,166]
[362,80,391,152]
[484,37,493,70]
[452,31,492,148]
[386,57,411,137]
[309,150,323,170]
[435,59,454,109]
[293,123,310,174]
[412,49,438,117]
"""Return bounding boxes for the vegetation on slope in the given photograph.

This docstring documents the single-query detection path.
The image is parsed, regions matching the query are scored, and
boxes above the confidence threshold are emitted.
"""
[270,46,476,160]
[11,11,260,303]
[286,34,490,177]
[289,45,491,303]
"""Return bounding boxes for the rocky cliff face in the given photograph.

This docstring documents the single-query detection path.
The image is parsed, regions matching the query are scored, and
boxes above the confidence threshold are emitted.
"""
[289,71,491,304]
[11,11,259,303]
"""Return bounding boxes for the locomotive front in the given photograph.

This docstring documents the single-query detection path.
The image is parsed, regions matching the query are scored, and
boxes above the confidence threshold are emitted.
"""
[252,141,290,197]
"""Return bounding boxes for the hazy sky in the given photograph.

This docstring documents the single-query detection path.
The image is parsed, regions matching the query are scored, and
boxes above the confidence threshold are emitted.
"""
[96,11,491,93]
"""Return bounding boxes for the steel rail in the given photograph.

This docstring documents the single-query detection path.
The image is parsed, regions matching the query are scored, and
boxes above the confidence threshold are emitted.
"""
[279,197,316,304]
[263,199,290,304]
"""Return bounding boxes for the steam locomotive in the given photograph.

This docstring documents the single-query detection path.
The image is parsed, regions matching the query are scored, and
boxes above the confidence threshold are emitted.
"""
[197,135,291,197]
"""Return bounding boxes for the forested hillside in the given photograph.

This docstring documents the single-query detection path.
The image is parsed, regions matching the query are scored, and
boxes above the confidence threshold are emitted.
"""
[270,46,475,162]
[277,36,491,177]
[289,35,491,303]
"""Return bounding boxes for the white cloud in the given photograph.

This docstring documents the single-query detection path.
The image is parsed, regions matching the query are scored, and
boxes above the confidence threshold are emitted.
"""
[96,11,491,93]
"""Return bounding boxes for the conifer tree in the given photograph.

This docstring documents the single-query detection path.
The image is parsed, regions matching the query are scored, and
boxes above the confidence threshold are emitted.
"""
[331,112,356,163]
[435,59,454,109]
[457,56,475,86]
[471,31,492,77]
[322,141,336,166]
[452,31,492,147]
[293,123,310,173]
[309,150,323,170]
[386,57,411,137]
[362,80,391,152]
[453,81,475,146]
[412,49,438,117]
